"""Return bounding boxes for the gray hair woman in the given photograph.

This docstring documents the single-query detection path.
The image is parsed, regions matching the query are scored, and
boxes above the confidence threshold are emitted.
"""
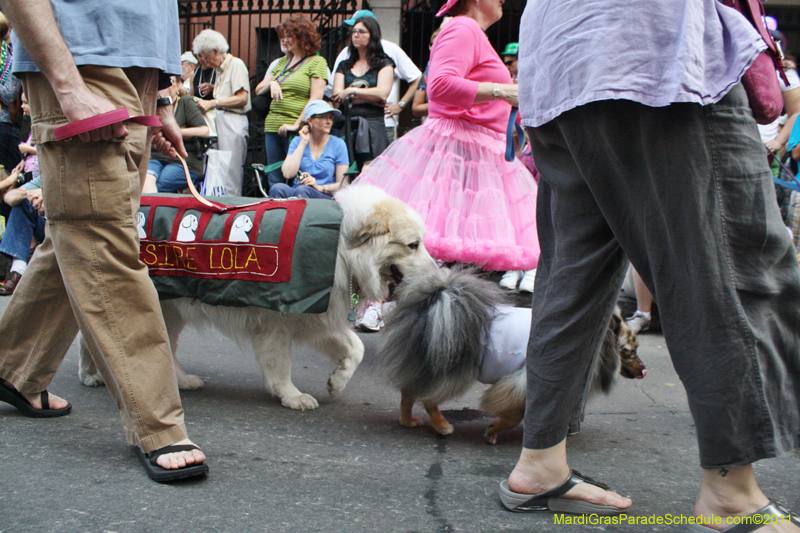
[192,29,251,196]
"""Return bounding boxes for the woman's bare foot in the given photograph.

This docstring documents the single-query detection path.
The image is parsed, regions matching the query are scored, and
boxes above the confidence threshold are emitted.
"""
[507,442,632,511]
[22,390,69,410]
[694,465,800,532]
[155,438,206,470]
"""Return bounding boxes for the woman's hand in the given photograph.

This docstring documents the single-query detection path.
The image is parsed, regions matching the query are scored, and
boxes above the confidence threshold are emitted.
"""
[333,87,356,104]
[278,123,300,137]
[298,172,319,190]
[501,84,519,107]
[18,142,36,155]
[270,81,284,101]
[765,139,784,154]
[296,124,310,143]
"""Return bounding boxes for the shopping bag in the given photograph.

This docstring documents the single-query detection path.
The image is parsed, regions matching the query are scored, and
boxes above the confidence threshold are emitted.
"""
[202,148,233,196]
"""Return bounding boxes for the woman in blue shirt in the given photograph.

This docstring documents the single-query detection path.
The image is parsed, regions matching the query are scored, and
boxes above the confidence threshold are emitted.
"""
[270,100,350,199]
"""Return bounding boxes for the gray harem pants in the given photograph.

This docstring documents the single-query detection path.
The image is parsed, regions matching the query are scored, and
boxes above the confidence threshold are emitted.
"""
[524,83,800,468]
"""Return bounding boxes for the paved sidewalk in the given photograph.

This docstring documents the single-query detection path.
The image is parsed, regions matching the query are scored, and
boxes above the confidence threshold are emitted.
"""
[0,295,797,533]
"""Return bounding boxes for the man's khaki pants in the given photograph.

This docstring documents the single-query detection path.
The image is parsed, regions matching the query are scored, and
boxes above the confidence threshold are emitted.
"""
[0,66,187,453]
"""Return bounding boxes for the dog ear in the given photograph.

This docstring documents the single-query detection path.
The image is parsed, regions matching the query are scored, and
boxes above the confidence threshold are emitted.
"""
[345,209,392,249]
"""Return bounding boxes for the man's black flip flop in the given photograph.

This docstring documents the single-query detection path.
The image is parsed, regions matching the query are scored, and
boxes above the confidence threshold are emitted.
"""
[135,444,209,482]
[0,378,72,418]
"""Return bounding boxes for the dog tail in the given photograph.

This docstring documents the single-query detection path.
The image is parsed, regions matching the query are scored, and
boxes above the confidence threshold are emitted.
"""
[479,368,526,419]
[378,266,506,403]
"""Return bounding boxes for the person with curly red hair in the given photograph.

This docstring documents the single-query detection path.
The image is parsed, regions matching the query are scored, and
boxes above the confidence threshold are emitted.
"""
[255,15,328,191]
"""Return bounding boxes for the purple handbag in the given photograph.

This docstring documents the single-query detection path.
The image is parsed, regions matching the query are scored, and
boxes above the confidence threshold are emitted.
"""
[722,0,789,124]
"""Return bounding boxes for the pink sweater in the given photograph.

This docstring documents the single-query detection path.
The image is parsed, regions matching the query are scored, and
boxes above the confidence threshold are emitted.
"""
[427,16,512,134]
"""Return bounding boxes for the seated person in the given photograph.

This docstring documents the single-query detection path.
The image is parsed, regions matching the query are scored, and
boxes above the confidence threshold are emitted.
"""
[270,100,350,199]
[143,76,210,193]
[0,172,44,295]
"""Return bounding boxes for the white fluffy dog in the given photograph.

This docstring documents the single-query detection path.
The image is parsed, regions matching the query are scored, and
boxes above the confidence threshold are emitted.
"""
[79,185,437,410]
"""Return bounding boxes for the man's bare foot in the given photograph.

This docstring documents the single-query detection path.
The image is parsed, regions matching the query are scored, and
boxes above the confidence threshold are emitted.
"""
[507,443,632,511]
[22,390,69,410]
[694,465,800,532]
[155,438,206,470]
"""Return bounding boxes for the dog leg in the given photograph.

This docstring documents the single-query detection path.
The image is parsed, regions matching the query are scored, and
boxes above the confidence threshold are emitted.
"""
[480,371,526,444]
[315,328,364,397]
[423,401,454,435]
[160,301,204,390]
[253,331,319,411]
[399,390,424,428]
[77,334,104,387]
[484,411,524,445]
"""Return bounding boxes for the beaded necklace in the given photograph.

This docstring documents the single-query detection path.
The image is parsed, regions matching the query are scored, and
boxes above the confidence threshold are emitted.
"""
[275,55,309,84]
[0,41,11,85]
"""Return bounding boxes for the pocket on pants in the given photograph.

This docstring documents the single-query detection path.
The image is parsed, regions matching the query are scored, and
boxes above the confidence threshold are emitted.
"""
[42,138,139,223]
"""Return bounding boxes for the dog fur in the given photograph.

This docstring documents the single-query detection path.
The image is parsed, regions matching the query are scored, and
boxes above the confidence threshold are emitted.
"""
[378,267,646,443]
[79,184,437,411]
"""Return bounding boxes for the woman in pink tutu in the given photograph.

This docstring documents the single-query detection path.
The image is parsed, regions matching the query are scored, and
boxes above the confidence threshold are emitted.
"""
[353,0,539,273]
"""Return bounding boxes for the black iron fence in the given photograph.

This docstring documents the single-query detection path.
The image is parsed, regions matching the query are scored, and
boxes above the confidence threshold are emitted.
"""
[178,0,366,82]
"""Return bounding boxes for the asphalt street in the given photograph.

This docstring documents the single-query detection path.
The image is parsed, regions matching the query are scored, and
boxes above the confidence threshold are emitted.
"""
[0,294,798,533]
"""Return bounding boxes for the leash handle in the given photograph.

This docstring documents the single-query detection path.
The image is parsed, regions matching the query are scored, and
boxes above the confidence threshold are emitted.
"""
[53,108,162,141]
[505,107,525,162]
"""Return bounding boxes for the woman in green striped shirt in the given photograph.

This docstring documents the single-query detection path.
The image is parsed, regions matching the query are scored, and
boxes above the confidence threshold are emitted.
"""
[255,15,328,191]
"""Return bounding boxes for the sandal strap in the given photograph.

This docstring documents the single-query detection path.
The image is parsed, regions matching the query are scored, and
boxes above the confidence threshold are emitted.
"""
[147,444,201,466]
[515,469,611,509]
[40,390,50,410]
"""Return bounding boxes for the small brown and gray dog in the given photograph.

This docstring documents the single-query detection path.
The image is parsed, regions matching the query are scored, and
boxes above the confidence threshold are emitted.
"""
[378,267,646,444]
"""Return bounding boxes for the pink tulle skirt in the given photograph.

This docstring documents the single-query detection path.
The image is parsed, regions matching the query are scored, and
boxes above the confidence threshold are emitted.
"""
[354,118,539,271]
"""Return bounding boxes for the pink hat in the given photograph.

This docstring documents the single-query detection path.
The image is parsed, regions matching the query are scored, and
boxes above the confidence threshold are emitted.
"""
[436,0,460,17]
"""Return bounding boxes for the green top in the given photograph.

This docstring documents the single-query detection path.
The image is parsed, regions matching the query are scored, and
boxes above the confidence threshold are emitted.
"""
[264,55,329,133]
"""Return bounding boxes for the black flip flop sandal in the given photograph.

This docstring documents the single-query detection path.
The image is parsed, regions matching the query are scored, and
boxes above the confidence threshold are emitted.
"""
[499,469,627,515]
[0,378,72,418]
[135,444,209,482]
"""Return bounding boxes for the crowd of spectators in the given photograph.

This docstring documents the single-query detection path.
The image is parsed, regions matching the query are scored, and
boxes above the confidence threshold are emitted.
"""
[5,8,800,308]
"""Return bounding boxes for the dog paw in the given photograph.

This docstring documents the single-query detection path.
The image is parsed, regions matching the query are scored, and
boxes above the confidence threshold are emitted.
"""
[177,374,205,390]
[80,372,105,387]
[484,429,499,445]
[327,373,350,397]
[399,416,425,428]
[281,393,319,411]
[432,422,454,436]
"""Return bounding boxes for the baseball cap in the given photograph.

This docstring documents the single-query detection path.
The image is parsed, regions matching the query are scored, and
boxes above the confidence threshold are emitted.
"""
[304,100,342,119]
[181,51,198,64]
[344,10,377,26]
[501,43,519,56]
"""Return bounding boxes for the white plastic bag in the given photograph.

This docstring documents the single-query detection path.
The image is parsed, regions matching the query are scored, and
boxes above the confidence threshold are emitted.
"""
[201,148,232,196]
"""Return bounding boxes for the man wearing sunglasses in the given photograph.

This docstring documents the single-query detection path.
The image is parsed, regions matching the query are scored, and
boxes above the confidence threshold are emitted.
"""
[501,42,518,83]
